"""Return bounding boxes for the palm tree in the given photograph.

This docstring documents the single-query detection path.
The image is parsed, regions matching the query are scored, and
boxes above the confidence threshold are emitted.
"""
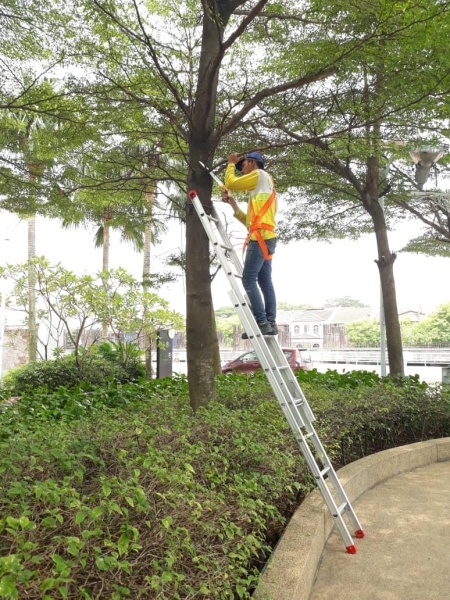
[14,113,53,361]
[62,206,146,340]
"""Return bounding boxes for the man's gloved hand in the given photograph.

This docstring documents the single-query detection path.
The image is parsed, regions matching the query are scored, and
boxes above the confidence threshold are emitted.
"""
[228,152,240,164]
[221,189,231,203]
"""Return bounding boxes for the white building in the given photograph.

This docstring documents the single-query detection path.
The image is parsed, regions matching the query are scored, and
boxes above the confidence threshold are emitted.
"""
[278,307,378,349]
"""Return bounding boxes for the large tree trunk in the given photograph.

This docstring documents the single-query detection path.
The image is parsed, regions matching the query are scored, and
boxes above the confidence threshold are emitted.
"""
[185,2,232,409]
[186,171,215,409]
[365,157,404,376]
[143,189,153,379]
[27,215,37,362]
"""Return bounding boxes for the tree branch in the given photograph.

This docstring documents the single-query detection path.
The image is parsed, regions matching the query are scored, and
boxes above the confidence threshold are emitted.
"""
[233,10,323,25]
[220,67,336,138]
[393,199,450,240]
[223,0,269,52]
[91,0,191,123]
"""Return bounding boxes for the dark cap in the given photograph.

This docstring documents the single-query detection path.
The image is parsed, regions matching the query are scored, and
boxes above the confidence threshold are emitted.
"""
[235,151,265,172]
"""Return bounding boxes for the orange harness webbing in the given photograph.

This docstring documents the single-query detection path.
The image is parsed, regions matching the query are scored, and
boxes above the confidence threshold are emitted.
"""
[243,189,276,260]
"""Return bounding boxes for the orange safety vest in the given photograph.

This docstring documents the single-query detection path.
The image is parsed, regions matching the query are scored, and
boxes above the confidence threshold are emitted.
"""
[243,188,276,260]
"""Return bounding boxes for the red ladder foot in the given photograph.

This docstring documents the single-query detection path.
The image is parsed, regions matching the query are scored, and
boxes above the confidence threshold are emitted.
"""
[346,544,357,554]
[355,529,365,539]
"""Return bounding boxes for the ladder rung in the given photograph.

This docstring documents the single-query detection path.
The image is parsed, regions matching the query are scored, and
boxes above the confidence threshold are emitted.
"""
[303,431,314,440]
[215,242,232,251]
[296,430,311,443]
[227,271,242,279]
[208,215,219,223]
[316,466,330,479]
[334,502,348,517]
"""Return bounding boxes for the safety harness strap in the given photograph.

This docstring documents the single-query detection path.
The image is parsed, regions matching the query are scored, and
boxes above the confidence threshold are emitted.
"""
[243,189,276,260]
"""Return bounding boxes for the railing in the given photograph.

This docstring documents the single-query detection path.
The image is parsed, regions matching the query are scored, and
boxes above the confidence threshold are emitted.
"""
[173,348,450,367]
[312,348,450,366]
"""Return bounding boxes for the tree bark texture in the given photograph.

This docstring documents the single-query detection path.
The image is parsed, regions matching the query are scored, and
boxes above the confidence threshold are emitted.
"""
[186,176,216,409]
[365,157,404,376]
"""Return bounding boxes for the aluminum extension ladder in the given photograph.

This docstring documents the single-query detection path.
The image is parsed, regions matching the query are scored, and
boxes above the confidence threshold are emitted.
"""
[188,189,365,553]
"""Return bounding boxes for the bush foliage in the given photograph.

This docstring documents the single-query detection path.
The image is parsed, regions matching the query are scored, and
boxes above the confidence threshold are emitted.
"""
[1,354,145,394]
[0,371,449,598]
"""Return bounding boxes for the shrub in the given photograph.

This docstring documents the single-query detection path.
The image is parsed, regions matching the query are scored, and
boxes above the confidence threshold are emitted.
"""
[0,372,448,598]
[0,354,145,394]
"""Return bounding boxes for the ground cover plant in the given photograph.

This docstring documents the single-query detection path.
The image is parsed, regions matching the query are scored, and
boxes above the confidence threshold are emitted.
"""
[0,371,449,599]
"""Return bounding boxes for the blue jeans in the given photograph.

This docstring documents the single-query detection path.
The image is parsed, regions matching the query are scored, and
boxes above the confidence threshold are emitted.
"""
[242,238,277,325]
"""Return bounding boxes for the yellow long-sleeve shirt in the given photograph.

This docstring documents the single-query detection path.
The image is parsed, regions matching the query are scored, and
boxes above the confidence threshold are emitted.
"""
[224,163,277,240]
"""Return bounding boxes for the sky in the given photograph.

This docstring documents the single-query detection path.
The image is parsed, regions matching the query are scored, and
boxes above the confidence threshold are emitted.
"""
[1,203,450,327]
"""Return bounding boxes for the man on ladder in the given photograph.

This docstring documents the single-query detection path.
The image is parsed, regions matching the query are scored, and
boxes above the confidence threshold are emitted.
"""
[223,151,278,339]
[190,160,364,553]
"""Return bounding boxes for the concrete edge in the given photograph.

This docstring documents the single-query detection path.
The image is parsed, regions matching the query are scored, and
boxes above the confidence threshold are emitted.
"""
[254,437,450,600]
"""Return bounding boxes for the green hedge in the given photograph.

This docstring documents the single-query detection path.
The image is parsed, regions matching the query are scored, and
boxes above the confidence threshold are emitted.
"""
[0,354,145,395]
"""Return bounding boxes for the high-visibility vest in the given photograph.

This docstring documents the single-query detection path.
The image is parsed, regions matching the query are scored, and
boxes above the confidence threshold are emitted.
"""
[243,187,276,260]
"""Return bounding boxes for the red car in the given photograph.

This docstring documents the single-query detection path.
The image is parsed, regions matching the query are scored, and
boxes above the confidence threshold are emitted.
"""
[221,348,313,374]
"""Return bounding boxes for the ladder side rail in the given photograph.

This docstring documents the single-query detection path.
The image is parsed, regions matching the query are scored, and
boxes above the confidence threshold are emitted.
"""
[265,339,316,423]
[192,197,243,279]
[229,290,305,430]
[301,424,363,531]
[229,299,363,546]
[229,290,308,431]
[193,201,246,305]
[295,427,362,544]
[209,204,244,278]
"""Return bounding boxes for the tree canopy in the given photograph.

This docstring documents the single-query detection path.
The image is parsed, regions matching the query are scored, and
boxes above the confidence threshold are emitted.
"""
[2,0,450,398]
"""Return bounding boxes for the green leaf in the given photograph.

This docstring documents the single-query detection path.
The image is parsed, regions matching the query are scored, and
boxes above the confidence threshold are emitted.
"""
[117,532,130,556]
[90,506,103,519]
[41,517,57,528]
[41,578,55,592]
[161,516,173,529]
[75,511,86,525]
[0,576,18,600]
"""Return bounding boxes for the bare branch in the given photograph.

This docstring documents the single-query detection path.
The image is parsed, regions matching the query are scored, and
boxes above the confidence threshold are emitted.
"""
[223,0,269,52]
[233,10,323,25]
[220,67,336,138]
[393,199,450,240]
[91,0,191,124]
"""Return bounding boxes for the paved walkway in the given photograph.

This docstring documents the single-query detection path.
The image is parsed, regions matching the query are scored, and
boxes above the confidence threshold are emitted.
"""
[310,461,450,600]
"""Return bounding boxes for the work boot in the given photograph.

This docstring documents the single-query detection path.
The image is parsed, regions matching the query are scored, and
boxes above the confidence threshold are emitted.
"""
[268,323,279,335]
[242,321,273,339]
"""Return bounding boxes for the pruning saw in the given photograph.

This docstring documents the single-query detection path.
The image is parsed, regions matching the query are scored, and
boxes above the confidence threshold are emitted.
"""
[199,161,230,202]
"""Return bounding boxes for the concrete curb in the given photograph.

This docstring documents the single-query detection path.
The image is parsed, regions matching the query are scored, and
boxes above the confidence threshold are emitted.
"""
[254,437,450,600]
